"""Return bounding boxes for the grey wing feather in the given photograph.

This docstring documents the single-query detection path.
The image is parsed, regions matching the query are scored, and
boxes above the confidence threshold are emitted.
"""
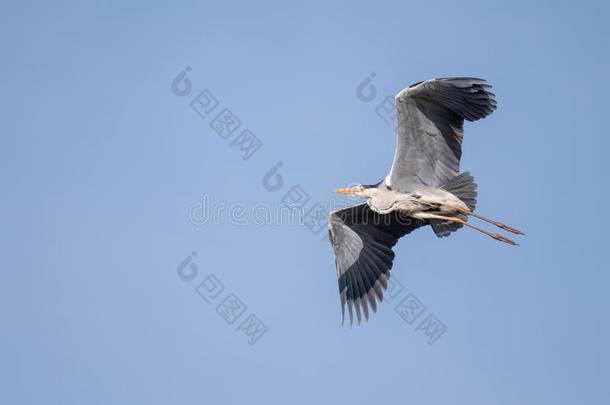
[327,203,427,325]
[388,77,496,191]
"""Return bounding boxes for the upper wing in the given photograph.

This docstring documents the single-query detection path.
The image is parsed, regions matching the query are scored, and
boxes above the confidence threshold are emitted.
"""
[327,203,427,325]
[388,77,496,191]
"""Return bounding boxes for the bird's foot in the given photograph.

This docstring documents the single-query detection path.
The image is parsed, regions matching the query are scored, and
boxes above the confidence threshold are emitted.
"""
[492,233,519,246]
[496,223,525,235]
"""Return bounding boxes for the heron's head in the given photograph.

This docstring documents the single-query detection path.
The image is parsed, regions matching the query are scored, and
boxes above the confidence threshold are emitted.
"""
[334,184,376,198]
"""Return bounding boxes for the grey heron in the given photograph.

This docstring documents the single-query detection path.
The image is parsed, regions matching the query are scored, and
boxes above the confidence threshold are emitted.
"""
[328,77,523,325]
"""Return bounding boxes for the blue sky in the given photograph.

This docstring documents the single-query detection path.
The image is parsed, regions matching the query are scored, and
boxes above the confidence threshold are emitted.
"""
[2,1,609,404]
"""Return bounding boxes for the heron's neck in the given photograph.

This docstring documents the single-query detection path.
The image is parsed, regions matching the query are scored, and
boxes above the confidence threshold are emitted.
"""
[362,188,378,198]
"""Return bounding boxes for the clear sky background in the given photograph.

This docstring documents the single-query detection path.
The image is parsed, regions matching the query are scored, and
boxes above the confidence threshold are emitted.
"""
[2,1,609,404]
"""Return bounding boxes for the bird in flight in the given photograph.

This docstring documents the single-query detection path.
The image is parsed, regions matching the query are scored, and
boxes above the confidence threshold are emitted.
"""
[327,77,523,325]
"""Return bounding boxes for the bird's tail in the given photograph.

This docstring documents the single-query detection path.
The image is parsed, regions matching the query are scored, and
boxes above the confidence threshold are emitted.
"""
[442,171,477,211]
[431,172,478,237]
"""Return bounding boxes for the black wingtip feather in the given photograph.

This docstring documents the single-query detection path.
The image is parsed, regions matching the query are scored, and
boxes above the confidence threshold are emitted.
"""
[330,205,429,326]
[434,78,497,121]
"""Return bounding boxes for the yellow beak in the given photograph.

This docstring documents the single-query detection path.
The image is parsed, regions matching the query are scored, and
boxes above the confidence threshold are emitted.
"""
[334,188,355,195]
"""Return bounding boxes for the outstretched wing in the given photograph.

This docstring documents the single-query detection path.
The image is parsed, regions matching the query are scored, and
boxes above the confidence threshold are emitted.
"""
[388,77,496,191]
[327,203,427,325]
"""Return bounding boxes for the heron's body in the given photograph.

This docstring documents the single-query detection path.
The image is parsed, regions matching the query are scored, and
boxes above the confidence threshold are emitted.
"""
[328,77,523,325]
[363,184,470,216]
